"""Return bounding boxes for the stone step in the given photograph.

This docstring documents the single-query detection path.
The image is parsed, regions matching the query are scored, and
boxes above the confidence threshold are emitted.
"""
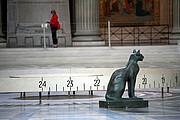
[0,45,178,53]
[0,46,179,58]
[0,45,179,69]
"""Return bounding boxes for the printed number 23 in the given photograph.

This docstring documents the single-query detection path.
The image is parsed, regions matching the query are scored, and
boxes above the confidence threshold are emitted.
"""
[67,79,73,87]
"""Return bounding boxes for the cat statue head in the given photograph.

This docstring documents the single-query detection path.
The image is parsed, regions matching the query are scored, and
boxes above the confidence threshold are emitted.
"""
[130,49,144,62]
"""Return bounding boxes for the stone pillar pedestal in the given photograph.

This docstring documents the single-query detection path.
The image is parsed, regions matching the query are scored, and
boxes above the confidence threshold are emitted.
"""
[73,0,104,46]
[171,0,180,45]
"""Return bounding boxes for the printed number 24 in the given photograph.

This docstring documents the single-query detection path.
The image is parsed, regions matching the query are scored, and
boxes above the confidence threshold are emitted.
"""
[39,80,46,88]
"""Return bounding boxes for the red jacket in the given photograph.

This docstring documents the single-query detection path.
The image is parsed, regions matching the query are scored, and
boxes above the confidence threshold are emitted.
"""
[50,14,60,29]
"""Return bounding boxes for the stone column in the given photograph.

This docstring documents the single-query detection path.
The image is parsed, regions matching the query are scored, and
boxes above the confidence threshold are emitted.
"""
[171,0,180,45]
[173,0,180,31]
[73,0,104,46]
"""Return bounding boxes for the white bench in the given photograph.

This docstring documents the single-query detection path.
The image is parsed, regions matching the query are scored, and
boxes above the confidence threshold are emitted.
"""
[0,68,179,104]
[4,74,106,105]
[8,73,105,92]
[0,73,107,101]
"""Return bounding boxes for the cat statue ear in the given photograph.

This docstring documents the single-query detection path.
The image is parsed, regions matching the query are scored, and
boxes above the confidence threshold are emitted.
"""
[137,50,140,54]
[136,50,140,55]
[133,49,136,53]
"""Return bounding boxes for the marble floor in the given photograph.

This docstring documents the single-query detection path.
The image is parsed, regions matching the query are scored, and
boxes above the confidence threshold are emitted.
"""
[0,88,180,120]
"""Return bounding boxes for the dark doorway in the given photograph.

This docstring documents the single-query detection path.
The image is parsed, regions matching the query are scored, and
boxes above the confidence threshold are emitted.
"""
[1,0,7,39]
[69,0,75,34]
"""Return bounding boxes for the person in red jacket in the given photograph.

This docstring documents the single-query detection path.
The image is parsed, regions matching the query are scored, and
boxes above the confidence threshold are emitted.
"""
[50,9,59,48]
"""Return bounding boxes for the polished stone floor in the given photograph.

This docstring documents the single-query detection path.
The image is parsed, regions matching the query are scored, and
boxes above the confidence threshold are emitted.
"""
[0,88,180,120]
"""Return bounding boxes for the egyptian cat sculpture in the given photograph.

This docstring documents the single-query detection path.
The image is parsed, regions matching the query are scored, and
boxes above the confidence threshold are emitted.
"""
[105,49,144,101]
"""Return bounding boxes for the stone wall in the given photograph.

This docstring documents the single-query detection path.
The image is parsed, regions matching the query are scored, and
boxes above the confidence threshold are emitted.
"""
[7,0,71,47]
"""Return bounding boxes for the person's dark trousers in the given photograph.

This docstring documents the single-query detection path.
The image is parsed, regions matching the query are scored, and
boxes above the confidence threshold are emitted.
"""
[51,27,58,45]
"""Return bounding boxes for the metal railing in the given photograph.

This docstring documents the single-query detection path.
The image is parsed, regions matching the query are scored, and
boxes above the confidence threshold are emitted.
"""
[101,22,170,46]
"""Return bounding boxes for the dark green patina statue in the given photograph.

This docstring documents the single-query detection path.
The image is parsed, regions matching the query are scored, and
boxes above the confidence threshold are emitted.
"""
[105,49,144,101]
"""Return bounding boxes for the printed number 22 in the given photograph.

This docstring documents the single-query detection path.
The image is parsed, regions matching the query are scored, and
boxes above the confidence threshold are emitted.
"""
[94,79,100,87]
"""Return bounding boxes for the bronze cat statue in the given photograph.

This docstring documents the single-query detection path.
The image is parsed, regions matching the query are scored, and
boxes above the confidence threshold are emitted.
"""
[105,49,144,101]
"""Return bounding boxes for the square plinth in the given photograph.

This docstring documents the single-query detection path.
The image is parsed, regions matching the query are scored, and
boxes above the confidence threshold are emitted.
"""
[99,98,148,108]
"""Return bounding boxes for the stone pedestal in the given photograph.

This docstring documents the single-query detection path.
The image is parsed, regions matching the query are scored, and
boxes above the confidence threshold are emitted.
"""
[7,0,71,47]
[99,98,148,108]
[72,0,104,46]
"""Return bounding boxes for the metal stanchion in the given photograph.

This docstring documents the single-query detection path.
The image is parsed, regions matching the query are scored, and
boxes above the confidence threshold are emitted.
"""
[161,87,164,99]
[23,92,26,99]
[41,23,48,49]
[167,87,169,93]
[39,92,42,104]
[108,21,111,48]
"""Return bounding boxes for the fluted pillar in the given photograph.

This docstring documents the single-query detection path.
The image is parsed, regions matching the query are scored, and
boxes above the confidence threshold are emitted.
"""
[173,0,180,31]
[73,0,104,46]
[172,0,180,44]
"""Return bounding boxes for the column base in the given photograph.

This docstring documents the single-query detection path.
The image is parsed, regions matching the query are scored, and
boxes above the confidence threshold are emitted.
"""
[0,34,6,48]
[170,29,180,44]
[73,35,102,41]
[73,36,105,46]
[73,41,105,47]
